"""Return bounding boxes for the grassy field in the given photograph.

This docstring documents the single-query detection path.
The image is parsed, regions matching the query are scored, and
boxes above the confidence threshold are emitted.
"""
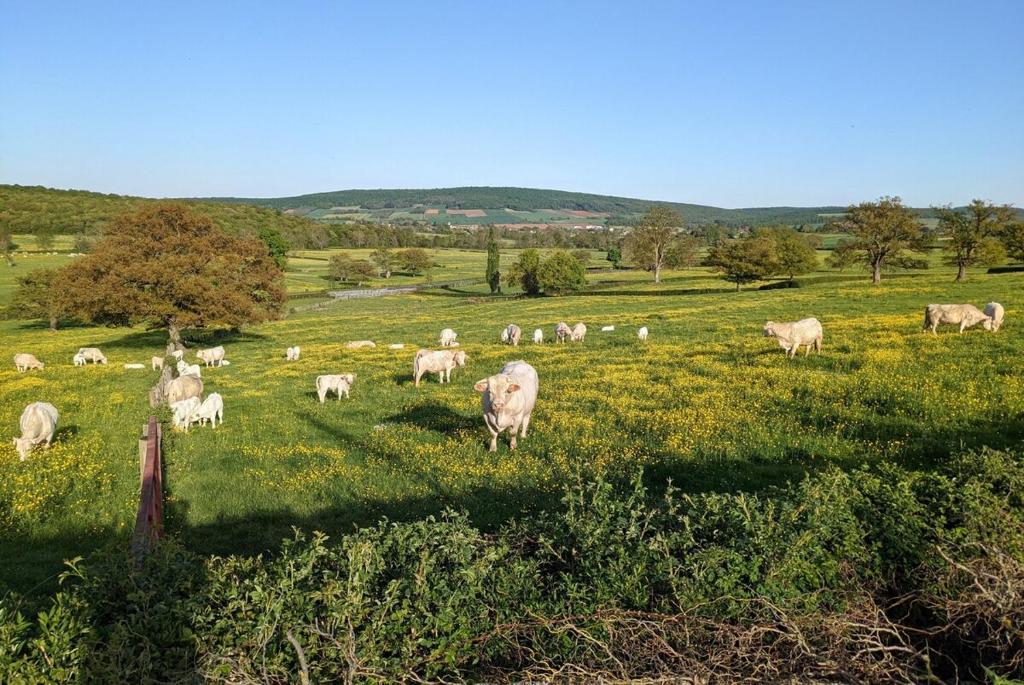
[1,252,1022,598]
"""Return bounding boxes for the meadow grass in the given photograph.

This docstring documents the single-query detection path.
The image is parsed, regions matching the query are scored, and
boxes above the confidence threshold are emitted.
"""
[1,257,1021,597]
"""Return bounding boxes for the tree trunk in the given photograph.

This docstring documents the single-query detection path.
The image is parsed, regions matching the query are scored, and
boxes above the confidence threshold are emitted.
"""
[48,316,58,332]
[168,323,184,350]
[736,281,741,292]
[654,264,661,284]
[872,262,882,284]
[955,264,966,282]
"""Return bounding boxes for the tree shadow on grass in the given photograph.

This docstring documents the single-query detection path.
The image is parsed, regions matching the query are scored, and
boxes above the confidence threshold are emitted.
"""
[383,401,479,434]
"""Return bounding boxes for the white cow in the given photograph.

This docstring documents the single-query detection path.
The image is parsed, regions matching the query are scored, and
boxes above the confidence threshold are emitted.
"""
[502,324,522,346]
[196,346,226,367]
[14,402,59,461]
[14,353,44,372]
[177,360,202,377]
[346,340,376,349]
[194,393,224,428]
[171,350,185,362]
[555,322,572,343]
[474,361,539,452]
[166,375,203,406]
[414,349,468,386]
[388,343,406,350]
[439,328,458,347]
[570,323,587,343]
[984,302,1004,332]
[286,346,301,361]
[123,363,146,370]
[601,325,615,332]
[923,304,993,335]
[171,397,201,432]
[77,347,107,364]
[316,373,356,403]
[533,328,544,344]
[763,318,823,357]
[152,356,165,371]
[73,353,86,367]
[638,326,649,342]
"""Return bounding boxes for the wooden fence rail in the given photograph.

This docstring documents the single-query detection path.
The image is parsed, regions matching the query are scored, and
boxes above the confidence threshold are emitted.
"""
[131,415,164,560]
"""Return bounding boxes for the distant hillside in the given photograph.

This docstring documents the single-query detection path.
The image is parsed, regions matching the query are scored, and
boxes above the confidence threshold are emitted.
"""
[203,186,848,226]
[0,185,320,244]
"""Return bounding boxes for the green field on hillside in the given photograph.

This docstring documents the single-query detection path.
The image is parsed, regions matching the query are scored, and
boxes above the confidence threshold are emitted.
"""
[1,255,1020,597]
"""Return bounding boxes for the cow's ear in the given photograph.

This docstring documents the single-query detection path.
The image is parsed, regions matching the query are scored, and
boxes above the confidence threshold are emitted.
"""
[507,384,521,393]
[474,380,489,392]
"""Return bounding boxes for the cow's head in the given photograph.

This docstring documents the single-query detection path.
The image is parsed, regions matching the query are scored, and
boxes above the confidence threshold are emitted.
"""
[982,316,994,331]
[763,322,778,338]
[453,351,467,367]
[474,374,521,411]
[13,437,31,461]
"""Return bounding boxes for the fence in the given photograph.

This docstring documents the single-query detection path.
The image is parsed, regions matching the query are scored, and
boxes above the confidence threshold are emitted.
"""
[131,415,164,559]
[327,278,483,300]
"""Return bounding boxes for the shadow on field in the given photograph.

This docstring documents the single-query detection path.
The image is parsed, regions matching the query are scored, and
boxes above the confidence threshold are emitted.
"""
[384,402,478,434]
[98,328,271,352]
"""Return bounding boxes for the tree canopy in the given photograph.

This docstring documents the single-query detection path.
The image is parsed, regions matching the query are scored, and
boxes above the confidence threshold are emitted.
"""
[53,203,286,344]
[623,206,685,283]
[936,200,1012,281]
[537,250,586,295]
[704,236,778,291]
[836,197,927,283]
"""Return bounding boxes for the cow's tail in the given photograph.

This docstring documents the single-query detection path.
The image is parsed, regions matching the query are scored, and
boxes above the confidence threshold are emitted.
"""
[414,349,428,376]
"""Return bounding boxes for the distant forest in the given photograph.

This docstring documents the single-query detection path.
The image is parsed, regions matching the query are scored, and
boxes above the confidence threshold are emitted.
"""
[203,186,851,226]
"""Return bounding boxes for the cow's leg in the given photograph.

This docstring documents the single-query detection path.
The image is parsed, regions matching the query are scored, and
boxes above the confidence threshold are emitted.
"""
[318,389,326,404]
[520,412,531,437]
[509,417,523,449]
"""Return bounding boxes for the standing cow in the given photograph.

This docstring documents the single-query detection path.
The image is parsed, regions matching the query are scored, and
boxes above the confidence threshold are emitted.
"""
[439,328,458,347]
[197,346,226,367]
[555,322,571,343]
[984,302,1004,332]
[763,318,823,357]
[77,347,107,364]
[14,402,59,461]
[316,374,356,403]
[414,349,467,386]
[570,323,587,343]
[474,360,539,452]
[923,304,993,335]
[14,353,45,372]
[502,324,522,346]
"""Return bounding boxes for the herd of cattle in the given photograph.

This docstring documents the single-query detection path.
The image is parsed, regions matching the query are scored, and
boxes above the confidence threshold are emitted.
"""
[8,301,1006,460]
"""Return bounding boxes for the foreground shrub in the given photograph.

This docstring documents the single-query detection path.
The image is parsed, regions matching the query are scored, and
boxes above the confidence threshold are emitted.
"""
[1,449,1022,683]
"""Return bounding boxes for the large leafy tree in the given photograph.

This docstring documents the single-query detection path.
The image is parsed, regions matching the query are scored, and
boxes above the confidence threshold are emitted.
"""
[1002,221,1024,263]
[53,203,286,346]
[538,250,586,295]
[485,226,501,293]
[0,229,17,266]
[371,246,394,278]
[508,248,542,296]
[329,254,376,285]
[936,200,1012,281]
[704,236,778,291]
[397,248,433,276]
[837,197,926,283]
[258,226,290,269]
[624,206,684,283]
[758,226,819,281]
[11,268,70,330]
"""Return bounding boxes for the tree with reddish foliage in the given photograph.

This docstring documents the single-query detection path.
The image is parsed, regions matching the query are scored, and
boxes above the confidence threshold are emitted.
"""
[54,203,286,346]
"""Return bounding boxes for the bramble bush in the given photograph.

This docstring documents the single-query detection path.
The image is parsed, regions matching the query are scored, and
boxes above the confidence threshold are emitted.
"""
[1,448,1022,683]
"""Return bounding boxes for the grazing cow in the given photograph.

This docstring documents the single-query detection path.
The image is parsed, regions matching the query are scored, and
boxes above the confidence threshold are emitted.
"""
[923,304,993,335]
[194,393,224,428]
[77,347,107,364]
[474,361,539,452]
[316,374,356,403]
[177,360,202,377]
[763,318,823,357]
[984,302,1004,332]
[171,397,201,432]
[166,375,203,406]
[439,328,458,347]
[388,343,406,350]
[14,353,44,372]
[171,350,185,362]
[13,402,59,461]
[197,346,226,367]
[555,322,572,343]
[286,346,301,361]
[502,324,522,346]
[638,326,649,342]
[346,340,376,349]
[601,325,615,332]
[570,323,587,343]
[73,353,86,367]
[533,328,544,344]
[414,349,468,386]
[152,356,164,371]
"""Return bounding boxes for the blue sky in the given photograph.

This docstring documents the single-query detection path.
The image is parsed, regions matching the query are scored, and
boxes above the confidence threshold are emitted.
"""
[1,1,1021,206]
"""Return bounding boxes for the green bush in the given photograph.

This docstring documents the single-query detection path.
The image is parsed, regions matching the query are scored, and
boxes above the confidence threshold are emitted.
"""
[2,449,1022,683]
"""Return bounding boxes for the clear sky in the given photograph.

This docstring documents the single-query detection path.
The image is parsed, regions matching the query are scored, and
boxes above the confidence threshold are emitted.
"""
[1,1,1021,207]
